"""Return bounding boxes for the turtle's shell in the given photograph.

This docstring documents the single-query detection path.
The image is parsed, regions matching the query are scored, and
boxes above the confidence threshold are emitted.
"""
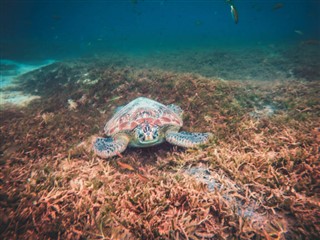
[104,97,183,136]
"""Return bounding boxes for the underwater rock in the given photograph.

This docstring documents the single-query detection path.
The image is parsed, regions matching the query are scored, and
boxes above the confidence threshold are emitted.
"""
[184,165,287,233]
[249,104,277,119]
[185,166,218,192]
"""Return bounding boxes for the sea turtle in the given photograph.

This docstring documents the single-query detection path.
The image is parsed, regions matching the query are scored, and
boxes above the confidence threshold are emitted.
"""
[93,97,213,158]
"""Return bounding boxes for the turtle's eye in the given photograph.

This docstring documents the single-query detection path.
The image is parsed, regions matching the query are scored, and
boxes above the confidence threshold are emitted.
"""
[137,129,144,139]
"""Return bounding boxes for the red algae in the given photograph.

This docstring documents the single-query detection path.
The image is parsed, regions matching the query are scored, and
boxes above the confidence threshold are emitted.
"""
[0,56,319,239]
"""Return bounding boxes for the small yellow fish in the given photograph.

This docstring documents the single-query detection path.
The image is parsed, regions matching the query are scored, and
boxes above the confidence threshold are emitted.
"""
[226,0,238,24]
[230,4,238,24]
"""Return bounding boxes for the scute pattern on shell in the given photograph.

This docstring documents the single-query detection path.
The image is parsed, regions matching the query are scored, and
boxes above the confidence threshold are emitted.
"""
[104,97,183,136]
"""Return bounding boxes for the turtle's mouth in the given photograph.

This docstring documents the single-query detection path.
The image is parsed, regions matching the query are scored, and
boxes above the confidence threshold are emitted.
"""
[139,135,159,145]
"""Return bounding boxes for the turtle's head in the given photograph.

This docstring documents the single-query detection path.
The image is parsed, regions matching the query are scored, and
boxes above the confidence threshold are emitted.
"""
[134,122,159,145]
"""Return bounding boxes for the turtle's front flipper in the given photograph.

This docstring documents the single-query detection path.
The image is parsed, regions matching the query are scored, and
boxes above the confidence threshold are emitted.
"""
[93,134,130,158]
[166,131,213,148]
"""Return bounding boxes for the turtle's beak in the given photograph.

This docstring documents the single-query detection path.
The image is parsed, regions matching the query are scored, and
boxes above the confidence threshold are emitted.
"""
[145,134,153,141]
[141,132,158,144]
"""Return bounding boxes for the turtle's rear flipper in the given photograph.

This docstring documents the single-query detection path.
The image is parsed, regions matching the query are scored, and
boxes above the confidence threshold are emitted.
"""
[93,135,129,158]
[166,131,213,148]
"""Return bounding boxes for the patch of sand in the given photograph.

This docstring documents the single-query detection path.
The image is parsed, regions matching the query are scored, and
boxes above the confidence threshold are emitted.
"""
[0,59,54,107]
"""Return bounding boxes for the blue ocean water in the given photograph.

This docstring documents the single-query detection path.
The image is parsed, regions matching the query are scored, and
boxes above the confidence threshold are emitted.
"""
[1,2,320,239]
[1,0,319,60]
